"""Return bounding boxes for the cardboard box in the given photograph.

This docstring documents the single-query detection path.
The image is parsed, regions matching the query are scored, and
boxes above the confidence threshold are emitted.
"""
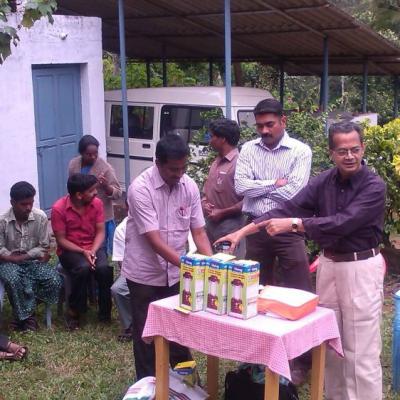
[227,260,260,319]
[179,253,209,311]
[257,286,319,320]
[204,253,236,315]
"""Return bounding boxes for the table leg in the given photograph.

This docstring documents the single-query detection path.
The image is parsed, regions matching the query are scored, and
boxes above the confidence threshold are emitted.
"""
[310,342,326,400]
[155,336,169,400]
[207,355,219,400]
[264,368,279,400]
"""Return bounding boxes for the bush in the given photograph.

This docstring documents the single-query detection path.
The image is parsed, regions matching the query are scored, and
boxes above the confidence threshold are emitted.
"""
[364,119,400,243]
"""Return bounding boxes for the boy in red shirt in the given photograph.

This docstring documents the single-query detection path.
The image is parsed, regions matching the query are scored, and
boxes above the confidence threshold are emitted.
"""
[51,173,113,330]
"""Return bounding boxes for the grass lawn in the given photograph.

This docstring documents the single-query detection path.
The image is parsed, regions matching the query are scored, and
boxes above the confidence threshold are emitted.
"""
[0,273,399,400]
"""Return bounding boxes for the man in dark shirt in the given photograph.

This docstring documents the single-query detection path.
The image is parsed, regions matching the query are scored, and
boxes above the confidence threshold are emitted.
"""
[216,121,385,399]
[202,118,245,257]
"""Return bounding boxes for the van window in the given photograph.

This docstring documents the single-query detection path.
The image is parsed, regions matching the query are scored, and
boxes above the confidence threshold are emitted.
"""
[160,105,221,144]
[110,105,154,140]
[238,110,256,128]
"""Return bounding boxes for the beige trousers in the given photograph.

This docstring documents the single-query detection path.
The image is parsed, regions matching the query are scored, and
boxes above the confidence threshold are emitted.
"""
[317,254,384,400]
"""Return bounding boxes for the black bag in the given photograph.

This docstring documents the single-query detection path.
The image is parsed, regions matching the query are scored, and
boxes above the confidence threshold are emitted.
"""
[224,368,299,400]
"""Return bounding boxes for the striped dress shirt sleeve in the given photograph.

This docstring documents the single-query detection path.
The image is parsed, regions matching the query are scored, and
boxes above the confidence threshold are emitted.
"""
[235,133,312,217]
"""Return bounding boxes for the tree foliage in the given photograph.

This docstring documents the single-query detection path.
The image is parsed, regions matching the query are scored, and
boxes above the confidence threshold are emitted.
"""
[364,119,400,242]
[0,0,57,64]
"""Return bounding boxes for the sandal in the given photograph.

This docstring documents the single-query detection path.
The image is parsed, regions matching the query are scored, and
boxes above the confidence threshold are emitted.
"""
[23,315,38,332]
[65,312,80,331]
[0,342,28,361]
[117,328,133,342]
[9,318,24,332]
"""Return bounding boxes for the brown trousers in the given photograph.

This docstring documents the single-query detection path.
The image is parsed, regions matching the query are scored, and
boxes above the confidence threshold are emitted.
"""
[245,228,312,292]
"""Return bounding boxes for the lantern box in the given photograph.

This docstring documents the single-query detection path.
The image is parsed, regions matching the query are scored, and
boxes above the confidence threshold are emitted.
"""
[179,253,209,312]
[204,253,236,315]
[227,260,260,319]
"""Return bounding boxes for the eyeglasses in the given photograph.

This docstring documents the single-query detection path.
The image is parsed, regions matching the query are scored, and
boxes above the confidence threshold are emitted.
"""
[333,147,362,157]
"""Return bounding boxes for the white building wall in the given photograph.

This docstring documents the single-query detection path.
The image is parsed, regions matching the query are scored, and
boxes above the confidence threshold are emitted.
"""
[0,15,105,210]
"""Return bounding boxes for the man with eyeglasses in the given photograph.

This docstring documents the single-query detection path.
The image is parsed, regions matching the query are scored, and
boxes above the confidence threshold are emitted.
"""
[235,98,312,292]
[217,121,386,399]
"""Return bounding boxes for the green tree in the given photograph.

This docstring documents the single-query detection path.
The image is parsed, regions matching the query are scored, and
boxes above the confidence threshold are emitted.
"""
[0,0,57,64]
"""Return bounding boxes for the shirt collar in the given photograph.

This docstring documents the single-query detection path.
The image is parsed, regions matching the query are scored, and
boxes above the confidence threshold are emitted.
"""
[151,165,185,190]
[332,163,367,187]
[224,148,239,162]
[256,131,292,151]
[217,148,239,163]
[5,207,35,223]
[152,166,167,189]
[65,195,95,210]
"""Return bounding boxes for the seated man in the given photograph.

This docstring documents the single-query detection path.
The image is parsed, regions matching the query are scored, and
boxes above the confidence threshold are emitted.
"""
[51,173,113,330]
[0,181,61,331]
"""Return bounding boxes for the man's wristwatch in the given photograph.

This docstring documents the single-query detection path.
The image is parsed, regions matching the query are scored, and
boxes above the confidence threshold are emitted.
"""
[291,218,299,232]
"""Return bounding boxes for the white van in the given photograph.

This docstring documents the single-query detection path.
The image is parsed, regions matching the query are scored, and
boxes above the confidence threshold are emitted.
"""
[104,86,273,187]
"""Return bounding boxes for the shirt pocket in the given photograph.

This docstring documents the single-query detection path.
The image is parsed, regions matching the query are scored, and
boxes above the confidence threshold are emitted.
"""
[175,206,191,231]
[215,171,228,193]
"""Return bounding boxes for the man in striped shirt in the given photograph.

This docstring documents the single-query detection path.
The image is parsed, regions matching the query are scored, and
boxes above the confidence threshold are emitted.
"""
[234,98,312,292]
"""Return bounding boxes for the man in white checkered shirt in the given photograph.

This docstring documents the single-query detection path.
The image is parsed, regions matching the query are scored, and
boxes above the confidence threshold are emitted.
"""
[235,98,312,291]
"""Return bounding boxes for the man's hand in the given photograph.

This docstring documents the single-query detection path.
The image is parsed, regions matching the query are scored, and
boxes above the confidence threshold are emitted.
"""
[202,199,214,217]
[37,251,51,263]
[83,249,96,270]
[275,178,288,187]
[262,218,293,236]
[213,231,241,254]
[6,253,30,264]
[208,208,225,222]
[98,172,109,187]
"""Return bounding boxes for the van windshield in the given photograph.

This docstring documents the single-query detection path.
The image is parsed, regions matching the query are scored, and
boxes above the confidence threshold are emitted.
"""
[237,110,256,128]
[161,105,222,144]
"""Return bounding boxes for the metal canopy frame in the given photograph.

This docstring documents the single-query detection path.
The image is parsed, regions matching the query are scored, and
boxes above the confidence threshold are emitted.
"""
[56,0,400,188]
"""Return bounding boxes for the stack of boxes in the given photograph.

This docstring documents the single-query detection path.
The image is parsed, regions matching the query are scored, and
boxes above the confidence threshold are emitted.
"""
[179,253,260,320]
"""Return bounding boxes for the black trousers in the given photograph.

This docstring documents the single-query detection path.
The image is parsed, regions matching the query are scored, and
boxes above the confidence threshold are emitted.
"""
[59,249,113,320]
[127,280,192,380]
[0,334,8,350]
[246,227,312,292]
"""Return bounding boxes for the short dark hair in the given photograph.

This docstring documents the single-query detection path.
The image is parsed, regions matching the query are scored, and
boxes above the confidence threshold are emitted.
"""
[10,181,36,201]
[156,134,189,164]
[67,173,98,196]
[254,98,283,117]
[78,135,99,154]
[328,121,364,149]
[209,118,240,146]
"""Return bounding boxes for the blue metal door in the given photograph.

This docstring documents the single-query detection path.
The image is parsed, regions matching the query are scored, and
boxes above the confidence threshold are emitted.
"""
[32,65,82,213]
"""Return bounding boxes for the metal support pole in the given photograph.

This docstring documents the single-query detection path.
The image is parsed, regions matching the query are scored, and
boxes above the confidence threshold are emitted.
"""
[162,45,167,87]
[146,61,151,88]
[394,75,399,118]
[362,61,368,113]
[224,0,232,119]
[322,36,329,112]
[279,62,285,105]
[118,0,131,188]
[319,74,324,110]
[209,59,214,86]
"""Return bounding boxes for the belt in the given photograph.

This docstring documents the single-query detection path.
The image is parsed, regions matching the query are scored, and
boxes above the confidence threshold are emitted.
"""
[323,247,380,262]
[245,213,258,222]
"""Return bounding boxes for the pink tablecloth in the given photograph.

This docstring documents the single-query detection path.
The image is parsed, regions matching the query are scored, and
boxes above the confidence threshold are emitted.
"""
[142,295,343,380]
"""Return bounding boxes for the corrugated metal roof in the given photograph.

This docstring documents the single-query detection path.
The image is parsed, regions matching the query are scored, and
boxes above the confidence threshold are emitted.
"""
[56,0,400,75]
